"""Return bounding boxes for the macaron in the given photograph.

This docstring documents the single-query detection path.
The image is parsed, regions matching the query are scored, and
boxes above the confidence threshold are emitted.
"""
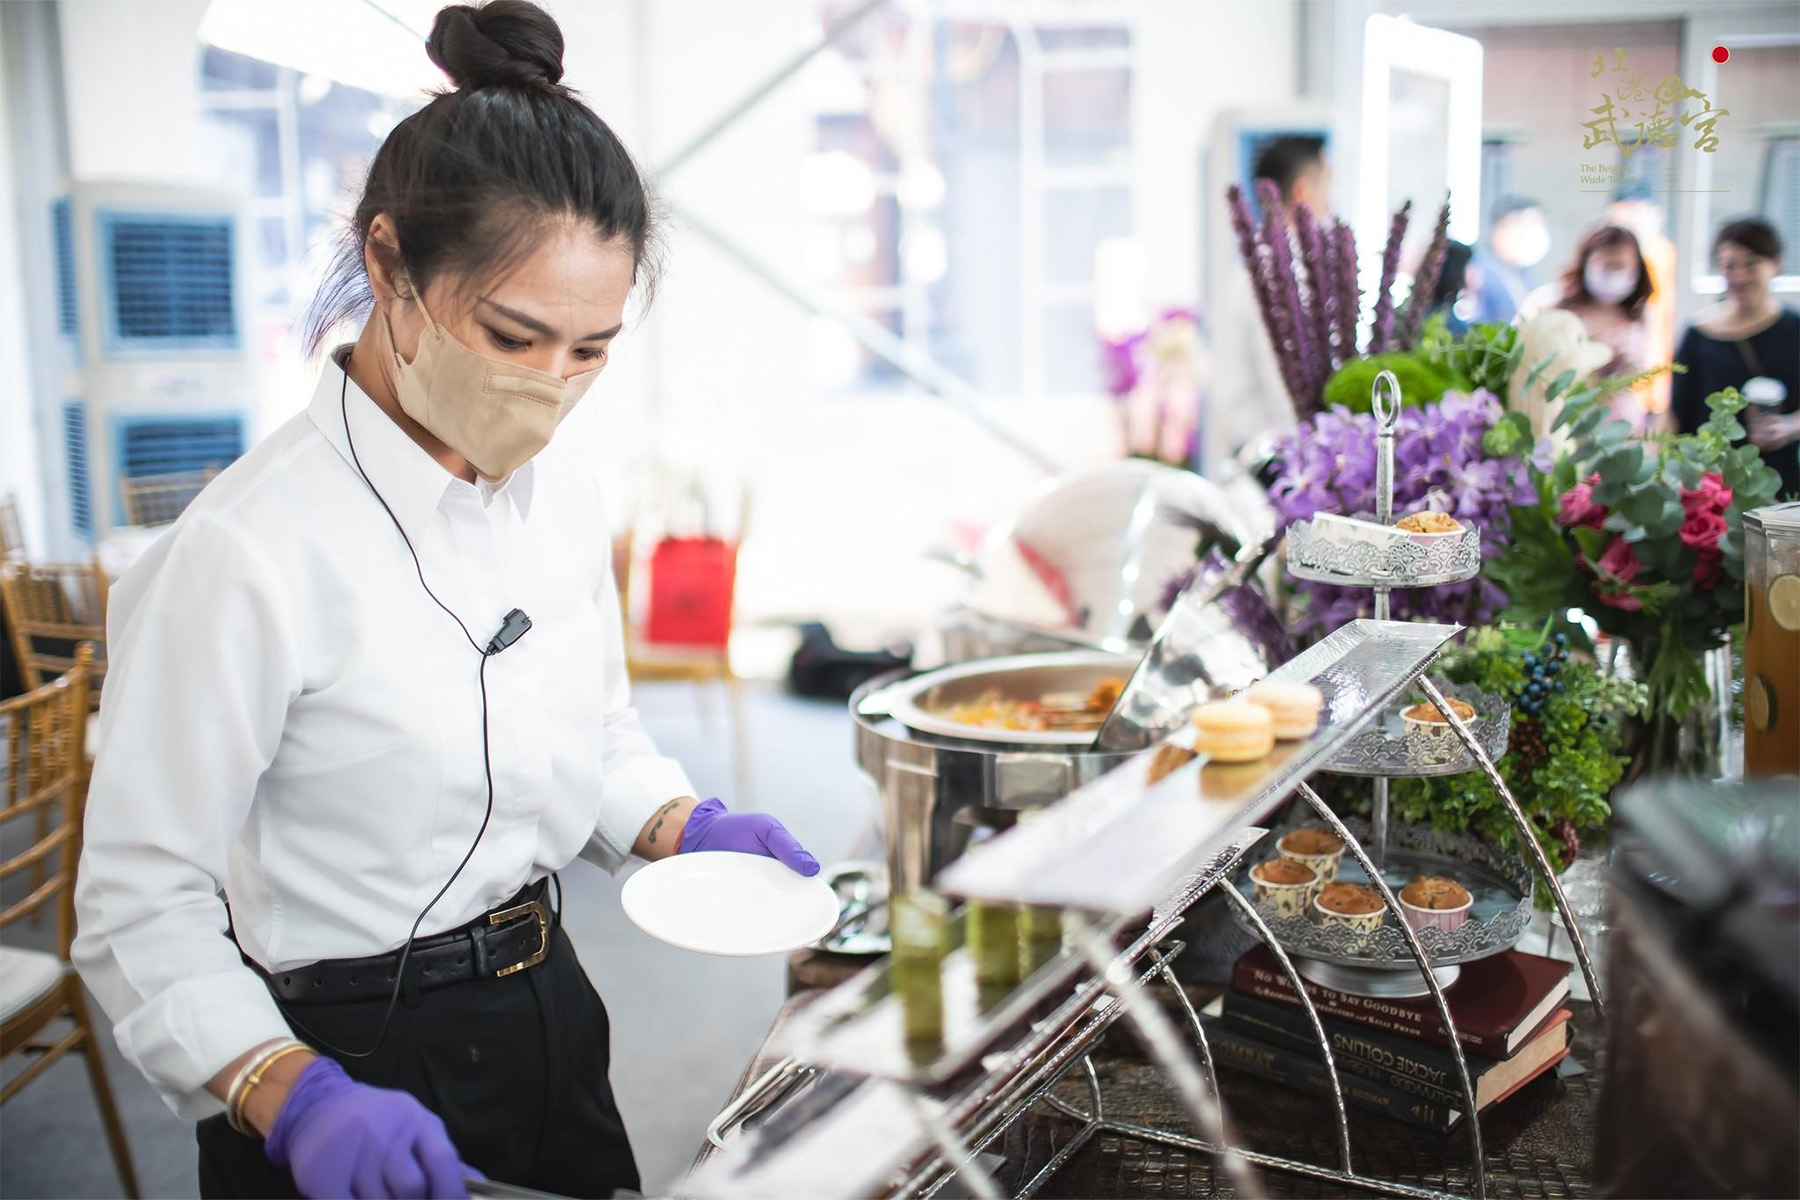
[1191,699,1275,764]
[1244,680,1324,740]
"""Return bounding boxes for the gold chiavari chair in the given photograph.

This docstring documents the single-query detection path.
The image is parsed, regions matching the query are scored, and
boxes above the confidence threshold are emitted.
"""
[118,468,218,528]
[0,559,108,697]
[0,647,141,1198]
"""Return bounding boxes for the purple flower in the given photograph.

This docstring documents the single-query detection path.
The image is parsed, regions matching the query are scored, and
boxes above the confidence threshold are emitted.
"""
[1101,331,1145,397]
[1368,201,1411,355]
[1270,389,1524,634]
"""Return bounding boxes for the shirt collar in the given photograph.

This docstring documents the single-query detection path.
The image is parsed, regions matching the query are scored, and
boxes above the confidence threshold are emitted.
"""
[307,348,536,538]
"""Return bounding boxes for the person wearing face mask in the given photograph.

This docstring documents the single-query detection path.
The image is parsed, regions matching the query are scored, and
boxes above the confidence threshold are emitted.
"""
[71,4,817,1199]
[1469,197,1550,326]
[1673,218,1799,499]
[1522,223,1657,427]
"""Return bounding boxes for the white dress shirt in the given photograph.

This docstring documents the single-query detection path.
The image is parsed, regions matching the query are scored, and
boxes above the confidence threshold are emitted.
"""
[73,351,693,1119]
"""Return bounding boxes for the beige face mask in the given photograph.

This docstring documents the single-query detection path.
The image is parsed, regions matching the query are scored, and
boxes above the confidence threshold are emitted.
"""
[381,290,600,483]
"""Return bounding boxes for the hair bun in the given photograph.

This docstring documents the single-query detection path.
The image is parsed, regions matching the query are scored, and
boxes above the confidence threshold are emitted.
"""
[427,1,565,90]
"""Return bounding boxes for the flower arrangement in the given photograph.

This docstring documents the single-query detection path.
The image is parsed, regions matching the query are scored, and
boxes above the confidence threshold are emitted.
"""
[1226,182,1451,421]
[1267,389,1536,634]
[1101,307,1207,468]
[1486,384,1784,772]
[1388,623,1645,885]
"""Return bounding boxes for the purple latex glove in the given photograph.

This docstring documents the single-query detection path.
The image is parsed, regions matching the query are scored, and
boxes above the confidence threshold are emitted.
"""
[677,798,820,876]
[266,1056,476,1199]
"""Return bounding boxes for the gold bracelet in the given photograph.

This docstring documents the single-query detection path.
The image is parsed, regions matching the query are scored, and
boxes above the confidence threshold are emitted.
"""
[229,1041,312,1137]
[223,1042,288,1136]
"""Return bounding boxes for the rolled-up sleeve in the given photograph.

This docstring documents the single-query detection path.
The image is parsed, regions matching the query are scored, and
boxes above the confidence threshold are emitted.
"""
[73,514,302,1119]
[580,541,695,873]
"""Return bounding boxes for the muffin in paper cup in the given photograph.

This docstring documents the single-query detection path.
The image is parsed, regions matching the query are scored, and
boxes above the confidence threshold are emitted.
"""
[1277,826,1345,883]
[1249,857,1319,917]
[1398,875,1473,933]
[1314,882,1387,949]
[1402,698,1477,767]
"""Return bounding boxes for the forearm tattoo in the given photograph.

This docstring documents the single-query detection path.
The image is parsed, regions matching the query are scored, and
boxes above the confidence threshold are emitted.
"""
[646,799,681,845]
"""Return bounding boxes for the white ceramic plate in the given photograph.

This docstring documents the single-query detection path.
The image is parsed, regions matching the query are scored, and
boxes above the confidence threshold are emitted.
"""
[620,853,840,956]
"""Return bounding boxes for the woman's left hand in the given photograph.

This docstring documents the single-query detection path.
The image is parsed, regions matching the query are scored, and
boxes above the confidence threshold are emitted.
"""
[1746,409,1800,451]
[676,799,819,876]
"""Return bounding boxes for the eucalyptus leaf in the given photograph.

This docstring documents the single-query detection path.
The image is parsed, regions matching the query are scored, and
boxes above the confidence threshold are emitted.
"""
[1546,368,1578,402]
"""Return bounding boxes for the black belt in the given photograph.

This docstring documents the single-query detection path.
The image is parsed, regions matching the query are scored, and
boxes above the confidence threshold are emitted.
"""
[254,879,555,1005]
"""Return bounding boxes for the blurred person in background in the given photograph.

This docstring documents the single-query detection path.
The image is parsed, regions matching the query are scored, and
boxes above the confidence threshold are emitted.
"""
[1428,240,1475,336]
[1468,197,1549,325]
[1208,135,1331,477]
[1522,224,1656,428]
[1673,217,1799,498]
[1608,196,1677,421]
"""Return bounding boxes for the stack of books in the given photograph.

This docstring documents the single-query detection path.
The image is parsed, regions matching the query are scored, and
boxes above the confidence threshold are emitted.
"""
[1201,944,1574,1132]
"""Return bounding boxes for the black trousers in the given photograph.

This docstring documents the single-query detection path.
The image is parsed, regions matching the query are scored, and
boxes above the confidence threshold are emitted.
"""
[198,927,639,1199]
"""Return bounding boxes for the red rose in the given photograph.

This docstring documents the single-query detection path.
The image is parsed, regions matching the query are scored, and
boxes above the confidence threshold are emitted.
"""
[1556,474,1606,529]
[1678,507,1728,554]
[1680,471,1733,515]
[1595,536,1644,611]
[1694,554,1725,589]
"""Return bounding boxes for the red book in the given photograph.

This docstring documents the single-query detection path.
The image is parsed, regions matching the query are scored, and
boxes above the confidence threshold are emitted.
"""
[1231,944,1573,1059]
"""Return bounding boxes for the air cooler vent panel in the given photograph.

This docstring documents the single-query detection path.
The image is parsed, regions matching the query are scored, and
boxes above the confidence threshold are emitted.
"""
[53,197,77,340]
[64,401,93,541]
[114,414,245,484]
[98,211,238,354]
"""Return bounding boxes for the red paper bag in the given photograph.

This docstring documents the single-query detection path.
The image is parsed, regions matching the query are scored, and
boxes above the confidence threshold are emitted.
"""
[644,536,736,647]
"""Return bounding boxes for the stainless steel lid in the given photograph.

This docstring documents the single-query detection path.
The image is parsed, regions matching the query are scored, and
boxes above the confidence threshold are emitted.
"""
[1744,501,1800,536]
[964,461,1262,649]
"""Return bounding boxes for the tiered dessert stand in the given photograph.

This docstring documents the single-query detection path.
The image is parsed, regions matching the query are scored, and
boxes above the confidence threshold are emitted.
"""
[684,374,1605,1200]
[1249,374,1533,1000]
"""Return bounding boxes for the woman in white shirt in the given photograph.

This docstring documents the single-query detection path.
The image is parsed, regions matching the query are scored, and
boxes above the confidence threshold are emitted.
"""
[72,4,815,1197]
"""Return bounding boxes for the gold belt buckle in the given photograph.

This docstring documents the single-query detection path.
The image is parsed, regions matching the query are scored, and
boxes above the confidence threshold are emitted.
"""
[488,898,549,977]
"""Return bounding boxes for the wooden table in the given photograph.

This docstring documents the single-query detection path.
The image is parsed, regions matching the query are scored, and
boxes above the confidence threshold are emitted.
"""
[701,950,1601,1199]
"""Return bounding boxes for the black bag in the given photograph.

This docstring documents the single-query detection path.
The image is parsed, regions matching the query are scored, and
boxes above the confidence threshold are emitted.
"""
[787,621,911,700]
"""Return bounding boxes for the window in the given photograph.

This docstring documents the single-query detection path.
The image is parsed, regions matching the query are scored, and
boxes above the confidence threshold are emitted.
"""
[800,9,1132,396]
[196,47,413,317]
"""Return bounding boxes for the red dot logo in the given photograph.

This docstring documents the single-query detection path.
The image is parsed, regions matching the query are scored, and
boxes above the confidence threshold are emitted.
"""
[1712,45,1730,64]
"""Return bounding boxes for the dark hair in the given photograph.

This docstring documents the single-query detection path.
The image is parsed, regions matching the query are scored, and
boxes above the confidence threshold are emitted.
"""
[1430,240,1473,310]
[303,0,657,353]
[1252,135,1327,202]
[1489,195,1541,225]
[1714,216,1783,262]
[1559,224,1652,318]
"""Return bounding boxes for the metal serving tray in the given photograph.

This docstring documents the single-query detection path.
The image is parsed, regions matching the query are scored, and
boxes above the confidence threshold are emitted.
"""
[767,831,1263,1085]
[934,619,1462,914]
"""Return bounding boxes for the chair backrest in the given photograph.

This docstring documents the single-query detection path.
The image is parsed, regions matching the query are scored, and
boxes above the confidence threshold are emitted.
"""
[0,560,108,694]
[0,492,23,560]
[118,468,218,528]
[0,646,92,956]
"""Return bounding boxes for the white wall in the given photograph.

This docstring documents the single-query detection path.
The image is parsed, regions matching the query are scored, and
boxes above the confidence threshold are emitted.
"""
[58,0,210,183]
[0,19,43,554]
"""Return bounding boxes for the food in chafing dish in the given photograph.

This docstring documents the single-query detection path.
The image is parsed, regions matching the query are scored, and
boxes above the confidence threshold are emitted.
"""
[1277,826,1345,882]
[1145,742,1198,784]
[1244,680,1324,740]
[1398,874,1474,932]
[1191,699,1275,763]
[938,676,1126,733]
[1250,857,1318,916]
[1395,510,1463,534]
[1314,881,1387,945]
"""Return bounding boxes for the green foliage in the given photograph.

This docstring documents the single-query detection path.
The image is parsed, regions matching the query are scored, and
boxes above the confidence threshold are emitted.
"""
[1388,624,1645,882]
[1418,317,1521,399]
[1487,385,1785,723]
[1322,353,1465,412]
